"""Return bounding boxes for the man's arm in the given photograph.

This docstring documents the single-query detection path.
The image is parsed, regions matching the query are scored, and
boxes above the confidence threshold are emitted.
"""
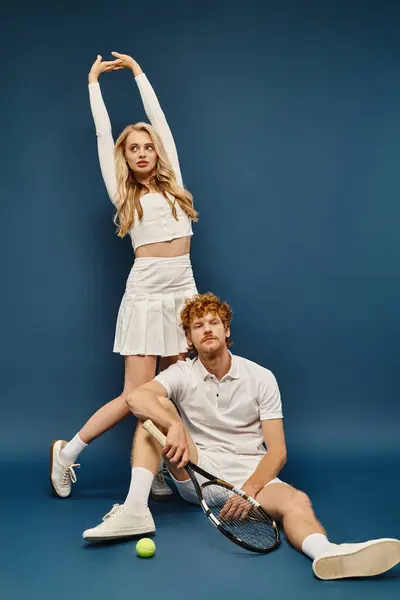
[241,419,287,498]
[126,380,189,467]
[126,381,176,430]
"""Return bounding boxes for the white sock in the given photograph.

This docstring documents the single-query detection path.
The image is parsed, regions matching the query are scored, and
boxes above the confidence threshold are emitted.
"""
[123,467,154,514]
[302,533,334,560]
[59,433,88,466]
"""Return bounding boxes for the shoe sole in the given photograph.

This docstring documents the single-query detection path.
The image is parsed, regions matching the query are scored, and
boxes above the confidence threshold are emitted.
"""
[150,492,174,502]
[83,528,156,543]
[313,539,400,580]
[49,440,69,498]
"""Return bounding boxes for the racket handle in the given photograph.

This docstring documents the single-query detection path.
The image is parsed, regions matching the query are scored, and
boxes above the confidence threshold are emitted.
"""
[142,419,167,446]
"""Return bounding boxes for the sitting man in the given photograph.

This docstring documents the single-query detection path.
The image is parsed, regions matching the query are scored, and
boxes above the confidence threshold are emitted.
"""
[83,293,400,580]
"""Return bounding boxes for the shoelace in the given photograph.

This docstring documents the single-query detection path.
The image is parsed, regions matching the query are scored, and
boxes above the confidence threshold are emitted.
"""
[162,465,171,477]
[61,463,80,485]
[153,470,173,493]
[154,471,166,485]
[103,504,124,521]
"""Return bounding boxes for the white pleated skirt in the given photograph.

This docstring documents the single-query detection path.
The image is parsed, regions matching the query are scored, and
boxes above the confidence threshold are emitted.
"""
[113,254,197,357]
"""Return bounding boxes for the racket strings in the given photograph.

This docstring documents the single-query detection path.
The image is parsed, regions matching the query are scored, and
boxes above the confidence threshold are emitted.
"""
[202,483,277,550]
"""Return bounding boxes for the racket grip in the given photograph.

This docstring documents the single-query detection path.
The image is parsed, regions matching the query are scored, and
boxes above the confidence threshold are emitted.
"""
[142,419,167,446]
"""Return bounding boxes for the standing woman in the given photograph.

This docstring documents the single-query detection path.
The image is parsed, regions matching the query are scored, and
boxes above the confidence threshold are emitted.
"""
[50,52,198,500]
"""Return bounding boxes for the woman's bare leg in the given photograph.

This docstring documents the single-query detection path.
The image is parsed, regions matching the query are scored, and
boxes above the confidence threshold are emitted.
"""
[78,355,157,443]
[50,355,157,498]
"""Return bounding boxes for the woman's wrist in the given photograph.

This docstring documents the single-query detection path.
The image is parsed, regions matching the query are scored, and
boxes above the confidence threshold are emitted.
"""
[130,62,143,77]
[88,72,98,84]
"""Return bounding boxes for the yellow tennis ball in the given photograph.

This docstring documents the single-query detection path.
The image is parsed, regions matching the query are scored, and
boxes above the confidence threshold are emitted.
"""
[136,538,156,558]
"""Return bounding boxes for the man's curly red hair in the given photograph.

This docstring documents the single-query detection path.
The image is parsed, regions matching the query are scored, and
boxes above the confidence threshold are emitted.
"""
[180,292,233,349]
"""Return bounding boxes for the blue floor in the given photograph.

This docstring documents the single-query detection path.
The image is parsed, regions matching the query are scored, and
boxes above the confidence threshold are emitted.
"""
[2,457,399,600]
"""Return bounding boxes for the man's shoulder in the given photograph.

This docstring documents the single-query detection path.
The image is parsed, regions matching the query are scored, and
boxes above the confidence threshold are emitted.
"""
[155,357,194,390]
[165,357,196,376]
[180,357,197,369]
[232,354,276,381]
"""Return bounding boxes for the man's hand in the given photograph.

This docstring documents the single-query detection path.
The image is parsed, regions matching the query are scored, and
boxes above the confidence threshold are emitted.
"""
[218,480,261,521]
[240,480,262,499]
[219,494,252,521]
[163,421,189,469]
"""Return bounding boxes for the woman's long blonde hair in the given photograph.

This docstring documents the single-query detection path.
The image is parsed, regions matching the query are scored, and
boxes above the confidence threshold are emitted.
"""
[114,123,198,237]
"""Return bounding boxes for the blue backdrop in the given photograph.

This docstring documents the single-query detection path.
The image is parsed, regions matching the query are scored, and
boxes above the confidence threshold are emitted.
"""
[1,1,399,598]
[3,0,399,459]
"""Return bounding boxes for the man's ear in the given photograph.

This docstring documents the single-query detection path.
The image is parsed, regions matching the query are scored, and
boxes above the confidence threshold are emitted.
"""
[186,333,194,349]
[225,326,231,340]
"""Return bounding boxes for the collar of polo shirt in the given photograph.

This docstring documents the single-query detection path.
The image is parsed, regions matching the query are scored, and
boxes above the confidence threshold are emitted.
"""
[194,352,240,381]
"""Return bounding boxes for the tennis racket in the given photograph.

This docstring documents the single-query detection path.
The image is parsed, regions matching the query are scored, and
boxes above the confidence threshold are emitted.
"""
[143,419,280,554]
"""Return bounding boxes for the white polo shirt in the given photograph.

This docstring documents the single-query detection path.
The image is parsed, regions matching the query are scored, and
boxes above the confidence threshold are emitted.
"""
[154,354,283,458]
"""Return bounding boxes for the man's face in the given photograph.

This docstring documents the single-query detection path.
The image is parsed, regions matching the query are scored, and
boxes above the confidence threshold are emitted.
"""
[187,312,230,357]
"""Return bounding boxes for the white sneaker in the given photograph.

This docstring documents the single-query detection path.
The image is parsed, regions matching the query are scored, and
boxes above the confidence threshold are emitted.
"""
[50,440,80,498]
[150,469,174,501]
[82,505,155,542]
[313,538,400,580]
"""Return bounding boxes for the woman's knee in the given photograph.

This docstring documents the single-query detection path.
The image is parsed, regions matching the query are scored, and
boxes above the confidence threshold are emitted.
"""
[125,391,140,412]
[106,393,132,415]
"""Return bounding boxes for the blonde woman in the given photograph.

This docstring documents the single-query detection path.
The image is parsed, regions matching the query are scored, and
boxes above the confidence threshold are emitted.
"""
[50,52,198,501]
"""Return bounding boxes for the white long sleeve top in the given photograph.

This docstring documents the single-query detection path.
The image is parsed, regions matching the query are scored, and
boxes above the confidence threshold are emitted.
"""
[88,73,193,251]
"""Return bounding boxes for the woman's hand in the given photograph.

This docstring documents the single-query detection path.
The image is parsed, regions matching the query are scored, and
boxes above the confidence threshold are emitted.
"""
[111,52,143,77]
[88,55,123,83]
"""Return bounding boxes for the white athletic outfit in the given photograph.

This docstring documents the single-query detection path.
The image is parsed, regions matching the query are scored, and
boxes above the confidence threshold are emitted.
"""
[88,74,197,356]
[154,353,285,503]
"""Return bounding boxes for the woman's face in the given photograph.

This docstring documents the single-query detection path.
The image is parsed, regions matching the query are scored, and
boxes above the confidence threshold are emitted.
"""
[124,129,158,179]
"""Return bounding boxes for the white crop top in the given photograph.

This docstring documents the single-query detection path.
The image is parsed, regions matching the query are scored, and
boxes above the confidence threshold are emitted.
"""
[88,73,193,251]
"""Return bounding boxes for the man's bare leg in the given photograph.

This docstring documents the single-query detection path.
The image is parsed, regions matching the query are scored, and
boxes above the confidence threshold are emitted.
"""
[256,481,400,580]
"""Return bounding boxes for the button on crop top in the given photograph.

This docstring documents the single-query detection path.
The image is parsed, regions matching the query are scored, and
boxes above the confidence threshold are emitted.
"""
[88,73,193,251]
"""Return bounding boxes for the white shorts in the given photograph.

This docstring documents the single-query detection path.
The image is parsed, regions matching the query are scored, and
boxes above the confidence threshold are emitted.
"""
[168,448,285,505]
[113,254,197,357]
